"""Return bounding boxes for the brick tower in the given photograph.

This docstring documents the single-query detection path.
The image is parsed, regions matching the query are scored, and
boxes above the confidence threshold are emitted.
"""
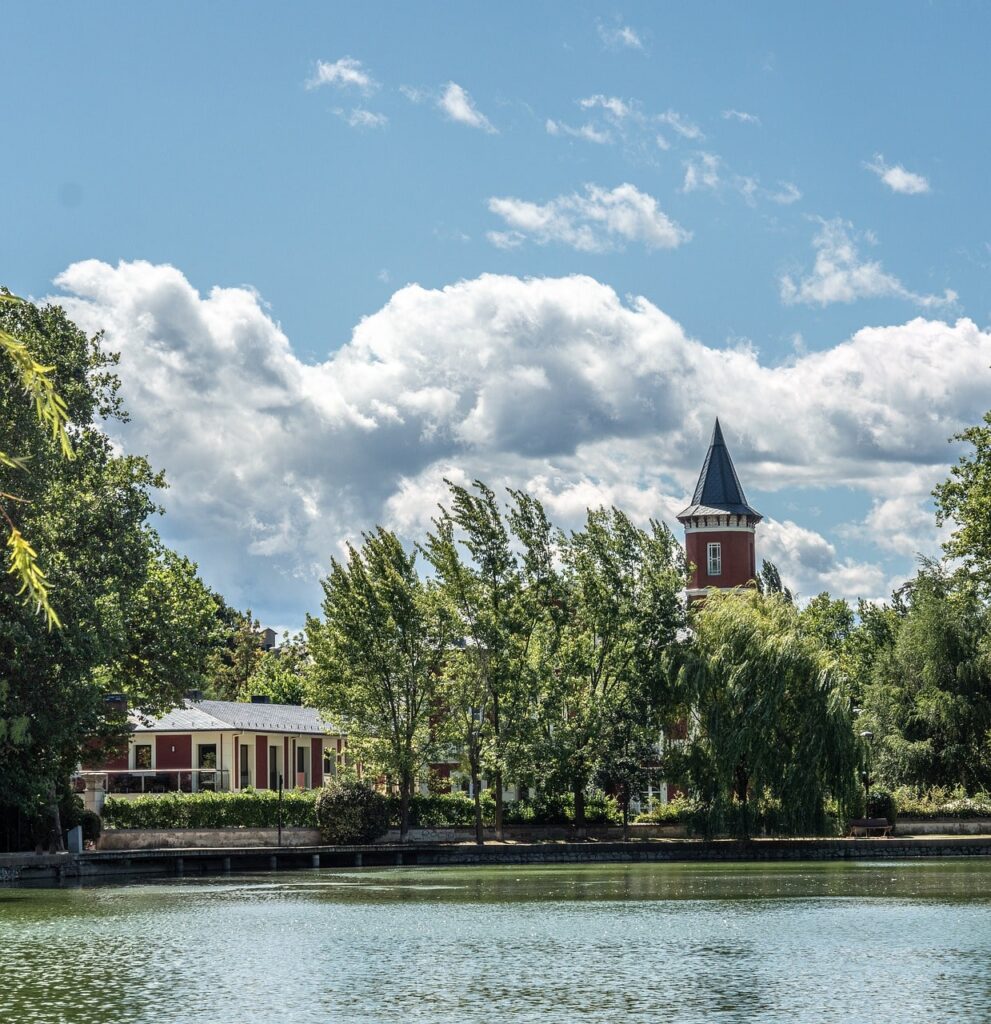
[677,419,762,601]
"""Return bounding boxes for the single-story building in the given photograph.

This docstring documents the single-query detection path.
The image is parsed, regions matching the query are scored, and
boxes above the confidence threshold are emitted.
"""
[80,697,344,808]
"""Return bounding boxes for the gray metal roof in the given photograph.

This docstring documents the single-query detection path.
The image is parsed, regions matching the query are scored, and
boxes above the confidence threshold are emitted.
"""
[131,700,338,735]
[677,419,762,521]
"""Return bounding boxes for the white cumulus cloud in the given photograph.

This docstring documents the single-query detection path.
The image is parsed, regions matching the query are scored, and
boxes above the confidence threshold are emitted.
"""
[486,183,691,253]
[438,82,496,133]
[780,218,956,308]
[46,263,991,621]
[307,57,377,93]
[866,154,930,195]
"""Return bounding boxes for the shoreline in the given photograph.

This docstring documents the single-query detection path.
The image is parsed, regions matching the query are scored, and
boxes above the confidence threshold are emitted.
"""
[5,834,991,887]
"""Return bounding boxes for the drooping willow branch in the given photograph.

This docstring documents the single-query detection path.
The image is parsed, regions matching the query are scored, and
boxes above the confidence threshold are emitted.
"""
[0,293,74,628]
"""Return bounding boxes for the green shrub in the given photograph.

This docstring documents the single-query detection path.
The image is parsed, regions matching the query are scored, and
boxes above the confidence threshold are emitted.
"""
[385,792,478,827]
[634,798,693,824]
[81,809,102,844]
[892,786,991,819]
[102,789,317,830]
[315,780,389,844]
[865,788,897,824]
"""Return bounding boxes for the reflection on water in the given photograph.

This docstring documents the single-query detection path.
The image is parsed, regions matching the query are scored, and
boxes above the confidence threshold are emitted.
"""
[2,860,991,1023]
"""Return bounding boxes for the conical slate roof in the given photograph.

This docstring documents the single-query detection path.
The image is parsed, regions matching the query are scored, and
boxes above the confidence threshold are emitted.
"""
[677,419,762,521]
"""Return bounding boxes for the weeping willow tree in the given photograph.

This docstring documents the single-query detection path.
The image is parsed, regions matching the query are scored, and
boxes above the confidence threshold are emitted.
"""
[671,589,859,838]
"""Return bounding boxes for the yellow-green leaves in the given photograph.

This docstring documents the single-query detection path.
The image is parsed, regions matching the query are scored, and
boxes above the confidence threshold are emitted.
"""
[5,525,60,629]
[0,291,74,627]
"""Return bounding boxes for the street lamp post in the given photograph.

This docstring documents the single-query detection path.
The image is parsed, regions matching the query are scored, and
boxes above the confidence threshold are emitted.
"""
[859,730,874,815]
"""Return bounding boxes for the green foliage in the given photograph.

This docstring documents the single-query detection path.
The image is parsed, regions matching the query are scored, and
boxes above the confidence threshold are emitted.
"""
[934,411,991,594]
[309,528,455,838]
[81,809,102,844]
[314,779,389,844]
[503,791,621,826]
[204,601,263,700]
[634,798,694,824]
[859,565,991,791]
[0,294,216,836]
[671,589,859,838]
[102,790,317,830]
[892,786,991,819]
[536,508,687,824]
[244,632,312,705]
[755,559,793,603]
[422,481,561,837]
[865,788,897,824]
[0,291,74,628]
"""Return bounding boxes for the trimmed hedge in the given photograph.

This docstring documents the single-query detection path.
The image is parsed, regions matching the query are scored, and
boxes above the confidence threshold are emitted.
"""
[102,789,317,830]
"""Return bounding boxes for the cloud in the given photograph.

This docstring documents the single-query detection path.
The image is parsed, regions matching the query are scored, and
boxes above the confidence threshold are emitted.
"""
[46,263,991,621]
[683,152,722,193]
[336,108,388,129]
[769,181,802,205]
[307,57,377,93]
[579,95,633,120]
[486,183,691,252]
[683,153,801,206]
[866,154,930,195]
[545,119,612,145]
[722,109,761,125]
[597,22,644,50]
[657,110,704,140]
[780,218,957,308]
[438,82,496,132]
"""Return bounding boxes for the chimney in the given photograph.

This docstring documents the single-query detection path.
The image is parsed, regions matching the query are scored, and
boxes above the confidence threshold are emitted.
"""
[104,693,128,715]
[250,694,271,704]
[185,689,203,702]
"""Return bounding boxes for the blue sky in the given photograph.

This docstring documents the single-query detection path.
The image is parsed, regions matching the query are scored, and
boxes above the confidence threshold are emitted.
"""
[4,3,990,627]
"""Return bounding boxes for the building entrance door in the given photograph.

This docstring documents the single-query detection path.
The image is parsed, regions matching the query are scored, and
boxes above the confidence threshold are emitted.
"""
[269,745,279,790]
[239,743,250,788]
[197,744,217,791]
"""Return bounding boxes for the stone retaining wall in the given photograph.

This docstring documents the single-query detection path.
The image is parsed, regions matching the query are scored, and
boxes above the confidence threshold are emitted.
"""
[896,818,991,836]
[98,827,321,850]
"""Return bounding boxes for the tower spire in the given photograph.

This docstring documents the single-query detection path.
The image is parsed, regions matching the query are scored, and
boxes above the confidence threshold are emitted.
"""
[677,419,761,600]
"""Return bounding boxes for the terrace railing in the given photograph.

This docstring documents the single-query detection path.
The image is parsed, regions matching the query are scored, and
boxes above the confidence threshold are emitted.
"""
[73,769,231,795]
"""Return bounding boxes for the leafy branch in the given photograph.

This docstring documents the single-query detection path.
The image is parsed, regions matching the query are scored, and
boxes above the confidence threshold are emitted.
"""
[0,292,74,628]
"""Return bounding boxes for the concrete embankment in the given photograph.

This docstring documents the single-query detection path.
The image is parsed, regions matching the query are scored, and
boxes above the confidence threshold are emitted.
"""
[5,833,991,886]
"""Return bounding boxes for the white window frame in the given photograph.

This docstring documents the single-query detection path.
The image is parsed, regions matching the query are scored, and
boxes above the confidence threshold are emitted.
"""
[707,542,722,577]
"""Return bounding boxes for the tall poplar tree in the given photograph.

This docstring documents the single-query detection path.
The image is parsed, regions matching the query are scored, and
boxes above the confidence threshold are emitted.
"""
[308,528,454,841]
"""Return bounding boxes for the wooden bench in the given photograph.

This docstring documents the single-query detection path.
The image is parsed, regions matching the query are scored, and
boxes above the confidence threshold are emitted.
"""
[847,817,893,837]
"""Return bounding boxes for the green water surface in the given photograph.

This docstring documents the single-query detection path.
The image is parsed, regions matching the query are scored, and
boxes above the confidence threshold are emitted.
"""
[2,860,990,1023]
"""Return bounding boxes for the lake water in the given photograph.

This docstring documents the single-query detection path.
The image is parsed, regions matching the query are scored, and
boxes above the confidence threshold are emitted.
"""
[2,860,990,1023]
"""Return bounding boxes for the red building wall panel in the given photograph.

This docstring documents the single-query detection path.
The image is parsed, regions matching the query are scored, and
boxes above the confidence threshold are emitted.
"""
[155,735,192,770]
[685,530,756,591]
[311,738,323,788]
[255,734,268,790]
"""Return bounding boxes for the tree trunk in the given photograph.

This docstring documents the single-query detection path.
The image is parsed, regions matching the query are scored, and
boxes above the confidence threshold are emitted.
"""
[47,782,64,854]
[492,691,504,841]
[622,784,630,842]
[399,772,412,844]
[734,763,750,839]
[472,769,484,846]
[494,769,504,841]
[573,784,586,835]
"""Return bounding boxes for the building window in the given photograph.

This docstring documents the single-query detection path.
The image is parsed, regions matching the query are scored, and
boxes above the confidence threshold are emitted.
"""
[134,744,152,769]
[707,542,722,577]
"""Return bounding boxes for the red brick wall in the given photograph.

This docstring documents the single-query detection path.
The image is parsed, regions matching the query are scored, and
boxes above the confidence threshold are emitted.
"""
[685,530,756,591]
